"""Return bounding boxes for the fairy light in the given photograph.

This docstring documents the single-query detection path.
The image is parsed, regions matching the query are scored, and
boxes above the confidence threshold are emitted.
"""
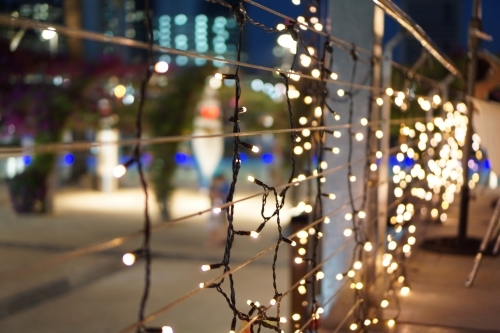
[386,87,394,96]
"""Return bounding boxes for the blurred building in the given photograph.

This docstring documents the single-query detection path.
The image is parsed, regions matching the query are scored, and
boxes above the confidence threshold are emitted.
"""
[151,0,240,68]
[401,0,462,64]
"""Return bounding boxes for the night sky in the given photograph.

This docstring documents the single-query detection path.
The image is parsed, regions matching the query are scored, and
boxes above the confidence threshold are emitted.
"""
[246,0,500,66]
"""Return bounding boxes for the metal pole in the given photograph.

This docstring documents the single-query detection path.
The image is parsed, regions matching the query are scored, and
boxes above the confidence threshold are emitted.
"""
[367,4,384,317]
[374,31,403,317]
[458,0,482,244]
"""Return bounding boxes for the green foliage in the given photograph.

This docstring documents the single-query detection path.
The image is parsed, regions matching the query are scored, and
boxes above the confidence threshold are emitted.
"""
[146,67,211,205]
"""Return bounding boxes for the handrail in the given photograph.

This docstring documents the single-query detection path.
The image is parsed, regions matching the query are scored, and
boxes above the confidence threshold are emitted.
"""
[373,0,463,79]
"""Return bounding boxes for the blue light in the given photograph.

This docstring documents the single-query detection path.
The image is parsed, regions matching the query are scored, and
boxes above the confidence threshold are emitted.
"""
[485,159,491,169]
[64,154,74,165]
[240,152,248,163]
[23,155,32,165]
[175,152,187,164]
[262,153,273,164]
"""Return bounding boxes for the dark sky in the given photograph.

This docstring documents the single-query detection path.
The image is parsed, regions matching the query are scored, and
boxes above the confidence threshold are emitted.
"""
[384,0,500,56]
[247,0,500,67]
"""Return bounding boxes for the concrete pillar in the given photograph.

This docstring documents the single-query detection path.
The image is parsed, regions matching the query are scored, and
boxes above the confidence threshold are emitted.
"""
[321,0,374,318]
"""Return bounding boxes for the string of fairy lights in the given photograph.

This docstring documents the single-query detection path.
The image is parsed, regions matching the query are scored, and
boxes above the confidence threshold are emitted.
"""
[0,0,473,332]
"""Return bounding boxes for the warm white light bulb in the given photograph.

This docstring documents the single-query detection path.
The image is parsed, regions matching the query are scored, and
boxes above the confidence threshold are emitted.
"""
[280,317,287,323]
[350,323,358,331]
[355,133,364,141]
[316,271,325,280]
[214,73,223,80]
[353,261,362,269]
[336,273,343,280]
[386,87,394,96]
[381,299,389,308]
[376,97,383,106]
[122,253,136,266]
[344,229,353,237]
[201,265,211,271]
[364,242,373,251]
[311,69,321,78]
[375,130,383,139]
[154,61,169,73]
[113,164,127,178]
[360,118,368,126]
[330,72,338,80]
[270,298,276,305]
[251,145,260,153]
[292,313,301,321]
[250,231,259,238]
[162,326,173,333]
[401,286,410,296]
[337,89,345,97]
[388,319,395,327]
[247,176,255,183]
[213,207,222,214]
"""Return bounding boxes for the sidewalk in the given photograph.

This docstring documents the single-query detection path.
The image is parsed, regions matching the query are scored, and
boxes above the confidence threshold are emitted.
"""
[320,188,500,333]
[0,186,293,332]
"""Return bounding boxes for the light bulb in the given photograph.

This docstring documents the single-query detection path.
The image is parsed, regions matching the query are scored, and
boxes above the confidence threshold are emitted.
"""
[122,253,136,266]
[370,163,378,171]
[356,282,363,289]
[337,89,345,97]
[364,242,373,251]
[298,285,306,294]
[355,133,364,141]
[292,313,301,321]
[162,326,173,333]
[353,261,362,269]
[358,211,366,218]
[295,257,303,264]
[328,193,336,200]
[201,265,211,271]
[373,318,379,324]
[388,319,395,327]
[304,96,313,104]
[251,145,260,153]
[349,175,356,182]
[250,231,259,238]
[381,299,389,308]
[347,270,355,278]
[375,130,383,138]
[270,299,276,305]
[154,61,169,73]
[316,271,325,280]
[332,147,340,154]
[336,273,343,280]
[213,207,222,214]
[214,73,223,80]
[311,69,320,78]
[376,151,383,158]
[401,286,410,295]
[364,319,371,326]
[314,106,322,117]
[330,72,338,80]
[199,283,205,288]
[113,164,127,178]
[345,213,353,220]
[360,118,368,126]
[386,87,394,96]
[299,116,308,125]
[376,97,383,106]
[324,217,331,224]
[247,176,255,183]
[350,323,358,331]
[280,317,287,323]
[344,229,353,237]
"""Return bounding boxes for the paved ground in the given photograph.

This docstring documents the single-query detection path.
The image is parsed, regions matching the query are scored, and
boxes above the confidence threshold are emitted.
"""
[320,189,500,333]
[0,186,499,333]
[0,186,293,332]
